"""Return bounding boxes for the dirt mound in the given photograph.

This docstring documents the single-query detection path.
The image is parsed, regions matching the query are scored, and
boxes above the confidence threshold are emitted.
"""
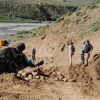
[43,59,100,96]
[72,57,100,95]
[0,73,29,99]
[87,57,100,80]
[68,65,95,95]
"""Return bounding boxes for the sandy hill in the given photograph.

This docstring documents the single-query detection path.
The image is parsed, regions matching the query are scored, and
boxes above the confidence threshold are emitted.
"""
[0,2,100,100]
[25,4,100,67]
[23,3,100,98]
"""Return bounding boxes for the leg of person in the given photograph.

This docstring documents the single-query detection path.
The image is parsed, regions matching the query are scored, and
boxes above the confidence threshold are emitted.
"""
[85,53,89,66]
[83,53,85,64]
[85,53,87,66]
[69,54,71,65]
[69,54,73,66]
[87,53,90,65]
[81,54,84,64]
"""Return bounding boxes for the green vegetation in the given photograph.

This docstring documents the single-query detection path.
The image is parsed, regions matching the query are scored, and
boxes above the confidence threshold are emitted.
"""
[63,18,71,25]
[6,31,33,41]
[10,34,14,36]
[92,21,100,31]
[81,11,86,16]
[75,10,86,17]
[85,0,100,9]
[86,3,96,9]
[0,0,91,6]
[0,16,40,23]
[32,33,37,37]
[76,11,81,16]
[63,0,90,6]
[39,25,49,34]
[0,0,77,22]
[17,31,29,35]
[96,0,100,3]
[17,35,23,38]
[79,34,84,39]
[56,17,64,22]
[66,12,72,16]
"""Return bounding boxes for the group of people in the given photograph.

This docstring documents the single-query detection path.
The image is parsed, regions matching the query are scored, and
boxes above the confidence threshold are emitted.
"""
[68,40,93,66]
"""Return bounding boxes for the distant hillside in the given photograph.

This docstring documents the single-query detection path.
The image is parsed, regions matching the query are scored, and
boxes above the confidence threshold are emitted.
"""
[0,0,91,6]
[63,0,90,6]
[0,0,77,21]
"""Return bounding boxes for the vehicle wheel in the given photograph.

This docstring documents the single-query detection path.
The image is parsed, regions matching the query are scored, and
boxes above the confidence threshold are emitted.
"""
[14,43,25,52]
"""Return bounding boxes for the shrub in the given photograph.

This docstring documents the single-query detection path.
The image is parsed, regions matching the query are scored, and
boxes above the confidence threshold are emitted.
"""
[92,21,100,32]
[83,30,88,34]
[56,17,64,22]
[10,34,14,36]
[96,0,100,3]
[98,17,100,20]
[75,19,79,24]
[32,33,36,37]
[39,25,49,34]
[89,4,96,9]
[67,12,71,16]
[80,34,84,39]
[85,0,97,9]
[81,11,86,16]
[17,35,23,38]
[76,11,81,16]
[63,18,71,25]
[76,7,81,11]
[17,31,29,34]
[60,21,64,26]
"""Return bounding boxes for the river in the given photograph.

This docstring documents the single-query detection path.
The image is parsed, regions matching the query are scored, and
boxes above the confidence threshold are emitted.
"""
[0,22,52,39]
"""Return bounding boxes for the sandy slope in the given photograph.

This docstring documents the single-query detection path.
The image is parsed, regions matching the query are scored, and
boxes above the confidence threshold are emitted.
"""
[0,4,100,100]
[0,73,99,100]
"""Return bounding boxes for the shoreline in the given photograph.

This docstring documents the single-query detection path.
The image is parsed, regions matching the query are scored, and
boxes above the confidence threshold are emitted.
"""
[0,17,42,23]
[0,21,53,40]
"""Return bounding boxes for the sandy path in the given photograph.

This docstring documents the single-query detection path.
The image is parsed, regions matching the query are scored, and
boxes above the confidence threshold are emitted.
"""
[18,80,99,100]
[0,78,99,100]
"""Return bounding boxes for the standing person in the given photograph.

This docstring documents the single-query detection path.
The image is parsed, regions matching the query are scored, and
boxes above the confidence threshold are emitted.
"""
[32,48,36,61]
[68,40,75,66]
[81,41,86,64]
[84,40,93,66]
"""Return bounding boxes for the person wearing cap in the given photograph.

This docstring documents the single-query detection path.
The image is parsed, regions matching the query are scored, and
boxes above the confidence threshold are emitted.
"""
[68,40,75,66]
[84,40,93,66]
[81,41,86,64]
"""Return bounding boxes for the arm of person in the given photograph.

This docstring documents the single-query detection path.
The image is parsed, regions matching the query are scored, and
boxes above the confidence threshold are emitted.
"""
[88,45,93,54]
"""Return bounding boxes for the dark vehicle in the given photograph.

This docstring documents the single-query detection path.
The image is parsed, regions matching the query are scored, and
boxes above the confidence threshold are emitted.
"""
[0,43,28,73]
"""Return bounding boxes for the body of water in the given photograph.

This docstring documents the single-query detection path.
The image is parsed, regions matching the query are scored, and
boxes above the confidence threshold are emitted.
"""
[0,22,52,38]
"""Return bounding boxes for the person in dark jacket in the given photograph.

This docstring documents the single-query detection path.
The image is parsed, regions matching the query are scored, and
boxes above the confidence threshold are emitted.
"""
[32,48,36,61]
[84,40,93,66]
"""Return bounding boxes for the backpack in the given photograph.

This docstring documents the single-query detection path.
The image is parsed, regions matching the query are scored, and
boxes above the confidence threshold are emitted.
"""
[71,45,75,53]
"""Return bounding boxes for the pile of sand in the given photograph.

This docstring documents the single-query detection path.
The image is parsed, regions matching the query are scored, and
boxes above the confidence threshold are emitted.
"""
[44,57,100,96]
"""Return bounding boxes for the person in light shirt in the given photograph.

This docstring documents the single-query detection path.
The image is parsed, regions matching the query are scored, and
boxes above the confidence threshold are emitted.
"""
[68,40,75,66]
